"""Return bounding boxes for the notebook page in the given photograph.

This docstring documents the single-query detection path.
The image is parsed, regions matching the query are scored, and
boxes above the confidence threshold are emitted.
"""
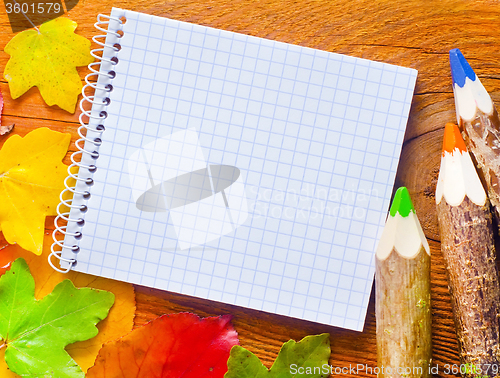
[73,7,417,331]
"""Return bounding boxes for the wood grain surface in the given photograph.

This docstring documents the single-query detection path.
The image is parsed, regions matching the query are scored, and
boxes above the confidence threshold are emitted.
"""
[1,0,500,376]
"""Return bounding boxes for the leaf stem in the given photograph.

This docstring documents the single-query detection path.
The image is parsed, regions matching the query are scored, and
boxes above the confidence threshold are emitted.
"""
[12,0,40,33]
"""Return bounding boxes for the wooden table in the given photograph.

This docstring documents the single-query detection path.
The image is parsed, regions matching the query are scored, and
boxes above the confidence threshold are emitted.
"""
[1,0,499,375]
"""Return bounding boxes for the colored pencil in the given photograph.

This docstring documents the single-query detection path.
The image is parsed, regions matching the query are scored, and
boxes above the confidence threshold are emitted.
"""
[436,123,500,371]
[450,48,500,227]
[376,187,431,377]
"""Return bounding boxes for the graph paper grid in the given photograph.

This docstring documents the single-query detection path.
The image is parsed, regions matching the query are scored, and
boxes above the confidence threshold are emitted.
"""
[71,8,418,331]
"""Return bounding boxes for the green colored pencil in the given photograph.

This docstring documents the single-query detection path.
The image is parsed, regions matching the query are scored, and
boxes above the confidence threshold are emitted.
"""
[376,187,432,377]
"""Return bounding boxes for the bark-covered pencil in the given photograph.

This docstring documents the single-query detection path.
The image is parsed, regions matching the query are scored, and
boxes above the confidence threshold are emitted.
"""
[450,48,500,226]
[436,122,500,373]
[376,186,431,377]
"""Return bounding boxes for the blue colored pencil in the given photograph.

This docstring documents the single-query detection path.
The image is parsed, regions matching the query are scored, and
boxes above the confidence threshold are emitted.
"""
[450,48,500,225]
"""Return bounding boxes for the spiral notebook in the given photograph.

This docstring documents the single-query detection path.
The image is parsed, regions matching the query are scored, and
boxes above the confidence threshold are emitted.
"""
[51,8,417,331]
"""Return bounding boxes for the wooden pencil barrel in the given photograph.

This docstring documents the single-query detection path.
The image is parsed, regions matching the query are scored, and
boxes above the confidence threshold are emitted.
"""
[437,197,500,376]
[460,110,500,228]
[376,247,431,378]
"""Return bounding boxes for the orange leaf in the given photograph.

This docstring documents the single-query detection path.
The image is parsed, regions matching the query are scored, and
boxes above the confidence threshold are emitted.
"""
[87,313,239,378]
[0,236,135,376]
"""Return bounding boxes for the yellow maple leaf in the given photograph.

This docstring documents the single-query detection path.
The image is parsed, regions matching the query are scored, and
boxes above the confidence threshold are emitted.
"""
[0,241,136,376]
[3,17,93,113]
[0,127,70,255]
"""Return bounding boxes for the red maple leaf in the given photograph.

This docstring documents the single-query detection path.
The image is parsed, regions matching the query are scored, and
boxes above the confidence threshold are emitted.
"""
[87,312,239,377]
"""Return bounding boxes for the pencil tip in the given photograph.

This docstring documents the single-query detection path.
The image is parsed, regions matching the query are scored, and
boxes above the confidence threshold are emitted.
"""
[389,187,414,218]
[449,48,476,88]
[377,186,430,260]
[443,123,467,154]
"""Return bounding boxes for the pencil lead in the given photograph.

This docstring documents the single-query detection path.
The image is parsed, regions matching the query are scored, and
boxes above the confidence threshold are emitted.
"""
[442,122,467,155]
[449,49,493,122]
[449,48,476,88]
[389,187,414,218]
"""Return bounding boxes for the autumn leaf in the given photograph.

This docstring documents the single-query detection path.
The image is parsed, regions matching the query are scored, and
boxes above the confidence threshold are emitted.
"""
[0,241,136,377]
[0,258,114,378]
[87,313,239,378]
[0,127,70,255]
[225,333,331,378]
[4,17,93,113]
[0,89,15,137]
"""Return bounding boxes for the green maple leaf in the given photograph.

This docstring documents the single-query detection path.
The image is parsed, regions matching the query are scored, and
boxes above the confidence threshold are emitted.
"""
[3,17,93,113]
[225,333,331,377]
[0,258,114,377]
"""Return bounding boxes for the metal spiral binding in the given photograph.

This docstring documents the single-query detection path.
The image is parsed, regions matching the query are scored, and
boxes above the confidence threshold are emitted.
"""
[49,13,125,273]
